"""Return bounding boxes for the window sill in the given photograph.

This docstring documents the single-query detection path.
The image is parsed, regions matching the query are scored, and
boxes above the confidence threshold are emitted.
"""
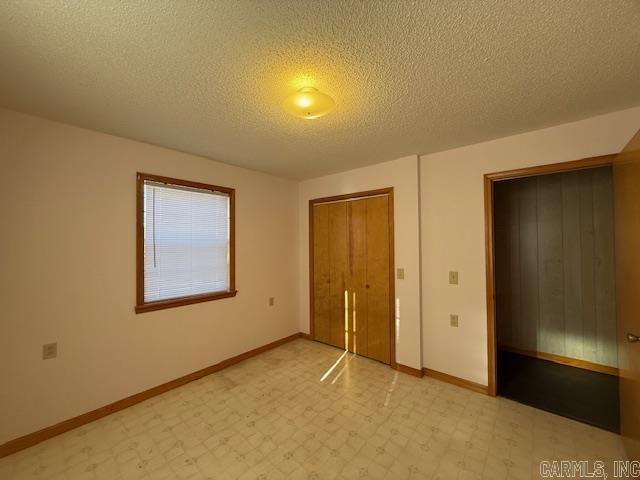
[135,290,237,314]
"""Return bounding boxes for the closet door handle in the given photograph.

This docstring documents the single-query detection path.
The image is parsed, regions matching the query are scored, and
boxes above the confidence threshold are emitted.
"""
[628,333,639,343]
[365,284,370,289]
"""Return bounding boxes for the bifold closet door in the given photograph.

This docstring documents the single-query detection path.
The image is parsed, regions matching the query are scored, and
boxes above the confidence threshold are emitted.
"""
[350,199,368,356]
[312,203,331,345]
[312,195,391,364]
[364,196,391,364]
[312,202,349,349]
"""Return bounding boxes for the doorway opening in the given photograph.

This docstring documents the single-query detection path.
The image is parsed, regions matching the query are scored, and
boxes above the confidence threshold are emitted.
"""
[485,155,620,432]
[309,188,396,367]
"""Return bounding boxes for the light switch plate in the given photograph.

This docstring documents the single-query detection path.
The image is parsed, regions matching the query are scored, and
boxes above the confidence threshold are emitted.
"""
[397,268,405,280]
[43,342,57,360]
[450,314,459,327]
[449,271,459,285]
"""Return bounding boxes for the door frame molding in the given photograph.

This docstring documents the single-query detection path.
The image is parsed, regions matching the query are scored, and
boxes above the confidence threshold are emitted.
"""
[309,187,396,367]
[484,154,616,396]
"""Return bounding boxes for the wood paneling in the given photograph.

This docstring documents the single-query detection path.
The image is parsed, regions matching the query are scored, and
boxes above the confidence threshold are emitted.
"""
[494,167,617,368]
[593,168,617,367]
[517,177,540,352]
[562,172,584,360]
[579,171,598,361]
[537,174,564,355]
[494,183,512,346]
[485,153,616,396]
[507,182,521,348]
[0,333,304,459]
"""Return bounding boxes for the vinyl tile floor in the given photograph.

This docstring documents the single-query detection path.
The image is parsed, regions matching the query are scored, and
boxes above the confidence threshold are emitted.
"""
[0,339,628,480]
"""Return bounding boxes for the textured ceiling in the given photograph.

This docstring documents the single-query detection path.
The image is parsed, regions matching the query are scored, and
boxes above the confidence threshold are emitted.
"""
[1,1,640,179]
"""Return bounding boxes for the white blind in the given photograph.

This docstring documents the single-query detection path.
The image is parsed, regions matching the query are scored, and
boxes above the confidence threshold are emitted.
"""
[143,180,230,303]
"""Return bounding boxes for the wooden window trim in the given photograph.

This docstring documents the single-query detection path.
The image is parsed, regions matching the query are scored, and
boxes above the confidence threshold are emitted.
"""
[135,172,236,314]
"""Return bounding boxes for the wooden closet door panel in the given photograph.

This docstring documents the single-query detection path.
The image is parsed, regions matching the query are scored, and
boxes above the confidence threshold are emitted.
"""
[312,204,331,344]
[349,199,368,356]
[365,196,391,364]
[328,202,349,349]
[613,128,640,459]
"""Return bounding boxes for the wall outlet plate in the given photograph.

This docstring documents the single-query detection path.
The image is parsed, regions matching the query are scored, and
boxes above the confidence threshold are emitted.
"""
[43,342,57,360]
[397,268,405,280]
[449,271,459,285]
[449,314,459,327]
[269,297,275,306]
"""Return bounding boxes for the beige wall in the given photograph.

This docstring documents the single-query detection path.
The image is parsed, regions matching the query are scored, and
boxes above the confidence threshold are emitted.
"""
[420,106,640,385]
[0,108,299,443]
[297,156,422,370]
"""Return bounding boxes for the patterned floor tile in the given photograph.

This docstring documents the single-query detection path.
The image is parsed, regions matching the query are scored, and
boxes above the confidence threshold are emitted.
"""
[0,339,628,479]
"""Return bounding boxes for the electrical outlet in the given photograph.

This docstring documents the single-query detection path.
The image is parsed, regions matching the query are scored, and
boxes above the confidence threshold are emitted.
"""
[268,297,275,306]
[449,314,459,327]
[397,268,405,280]
[449,271,459,285]
[43,342,57,360]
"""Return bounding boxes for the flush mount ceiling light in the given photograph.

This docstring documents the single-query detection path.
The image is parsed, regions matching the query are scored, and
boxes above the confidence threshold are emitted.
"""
[283,87,335,120]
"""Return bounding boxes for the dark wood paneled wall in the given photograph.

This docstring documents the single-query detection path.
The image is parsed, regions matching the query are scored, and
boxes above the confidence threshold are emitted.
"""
[494,167,617,367]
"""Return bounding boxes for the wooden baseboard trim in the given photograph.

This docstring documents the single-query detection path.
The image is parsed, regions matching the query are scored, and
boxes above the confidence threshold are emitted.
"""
[299,332,313,340]
[423,368,489,395]
[498,345,619,376]
[394,363,424,378]
[0,332,303,459]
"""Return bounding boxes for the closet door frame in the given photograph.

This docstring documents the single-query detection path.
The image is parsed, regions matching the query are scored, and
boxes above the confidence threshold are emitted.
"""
[309,187,396,368]
[484,154,616,396]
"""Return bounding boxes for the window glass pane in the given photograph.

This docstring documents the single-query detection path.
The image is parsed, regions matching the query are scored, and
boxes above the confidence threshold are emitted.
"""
[143,181,230,302]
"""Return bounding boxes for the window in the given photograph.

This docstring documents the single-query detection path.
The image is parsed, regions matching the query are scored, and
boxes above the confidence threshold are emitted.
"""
[136,173,236,313]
